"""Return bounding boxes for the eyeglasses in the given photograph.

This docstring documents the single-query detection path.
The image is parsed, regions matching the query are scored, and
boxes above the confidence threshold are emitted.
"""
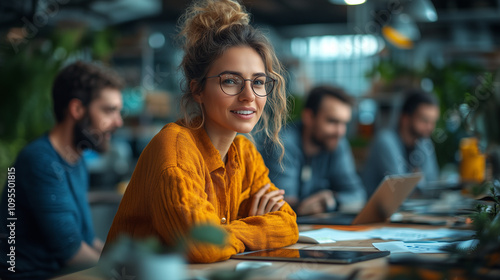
[205,72,275,97]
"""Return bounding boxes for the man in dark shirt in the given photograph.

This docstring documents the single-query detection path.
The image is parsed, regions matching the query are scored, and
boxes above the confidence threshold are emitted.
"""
[259,86,366,216]
[361,89,440,197]
[0,61,123,279]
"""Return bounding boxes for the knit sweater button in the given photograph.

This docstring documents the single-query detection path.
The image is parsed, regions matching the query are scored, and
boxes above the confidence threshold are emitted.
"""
[221,217,227,224]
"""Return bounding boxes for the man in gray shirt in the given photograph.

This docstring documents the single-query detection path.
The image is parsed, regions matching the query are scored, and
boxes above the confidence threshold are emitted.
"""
[258,86,366,216]
[361,89,440,197]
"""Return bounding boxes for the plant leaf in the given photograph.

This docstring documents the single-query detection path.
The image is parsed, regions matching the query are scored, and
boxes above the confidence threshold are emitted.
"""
[189,224,227,247]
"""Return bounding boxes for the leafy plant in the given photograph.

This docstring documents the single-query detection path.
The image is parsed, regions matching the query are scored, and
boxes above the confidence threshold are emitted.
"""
[441,183,500,279]
[365,59,486,168]
[365,59,417,84]
[97,224,248,280]
[0,27,117,190]
[387,181,500,280]
[464,71,500,149]
[469,182,500,249]
[419,61,484,168]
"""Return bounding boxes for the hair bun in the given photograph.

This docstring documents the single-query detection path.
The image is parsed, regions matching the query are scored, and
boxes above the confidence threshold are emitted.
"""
[179,0,250,49]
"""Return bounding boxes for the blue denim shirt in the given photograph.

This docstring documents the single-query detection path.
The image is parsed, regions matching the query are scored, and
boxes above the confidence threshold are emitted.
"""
[0,134,95,280]
[361,129,439,197]
[257,122,366,210]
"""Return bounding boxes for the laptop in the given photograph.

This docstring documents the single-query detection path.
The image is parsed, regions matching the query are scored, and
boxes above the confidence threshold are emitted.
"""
[296,173,423,225]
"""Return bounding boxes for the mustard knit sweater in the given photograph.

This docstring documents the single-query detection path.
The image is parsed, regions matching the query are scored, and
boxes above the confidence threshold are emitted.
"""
[105,121,299,263]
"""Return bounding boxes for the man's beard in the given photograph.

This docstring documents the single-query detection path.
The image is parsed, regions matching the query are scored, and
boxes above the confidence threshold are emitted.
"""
[311,133,340,151]
[409,123,427,141]
[73,114,111,154]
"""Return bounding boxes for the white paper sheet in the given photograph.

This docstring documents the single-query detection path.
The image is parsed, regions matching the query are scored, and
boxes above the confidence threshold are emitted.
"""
[372,241,454,254]
[298,228,373,244]
[369,227,474,242]
[298,227,474,244]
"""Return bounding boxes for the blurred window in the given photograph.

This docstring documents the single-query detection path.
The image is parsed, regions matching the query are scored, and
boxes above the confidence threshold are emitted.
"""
[289,35,384,96]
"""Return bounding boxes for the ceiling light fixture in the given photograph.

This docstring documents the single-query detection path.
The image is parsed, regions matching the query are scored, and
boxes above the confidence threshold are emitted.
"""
[381,0,437,49]
[329,0,366,6]
[382,13,420,49]
[408,0,438,22]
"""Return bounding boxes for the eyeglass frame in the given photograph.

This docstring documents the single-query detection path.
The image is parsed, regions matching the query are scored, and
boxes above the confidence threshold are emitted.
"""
[204,71,276,97]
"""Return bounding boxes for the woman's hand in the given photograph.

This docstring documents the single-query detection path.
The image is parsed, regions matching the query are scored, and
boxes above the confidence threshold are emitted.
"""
[248,184,286,216]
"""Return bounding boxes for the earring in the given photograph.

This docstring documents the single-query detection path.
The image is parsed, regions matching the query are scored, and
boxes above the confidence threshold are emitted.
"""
[195,102,205,129]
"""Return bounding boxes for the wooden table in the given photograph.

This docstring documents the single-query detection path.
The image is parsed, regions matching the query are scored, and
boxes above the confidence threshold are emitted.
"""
[187,239,392,280]
[54,223,460,280]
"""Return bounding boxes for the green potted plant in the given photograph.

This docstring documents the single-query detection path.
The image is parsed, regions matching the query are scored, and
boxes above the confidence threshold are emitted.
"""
[98,224,255,280]
[464,70,500,180]
[0,26,116,189]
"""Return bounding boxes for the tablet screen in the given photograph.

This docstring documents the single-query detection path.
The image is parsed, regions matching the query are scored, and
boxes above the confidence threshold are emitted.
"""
[231,249,390,264]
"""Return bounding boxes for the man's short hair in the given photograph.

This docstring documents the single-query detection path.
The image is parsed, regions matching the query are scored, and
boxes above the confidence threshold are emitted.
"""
[52,61,124,123]
[303,85,354,115]
[400,89,439,116]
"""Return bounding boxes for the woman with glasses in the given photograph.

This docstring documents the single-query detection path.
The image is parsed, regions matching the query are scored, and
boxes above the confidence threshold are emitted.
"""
[104,0,298,263]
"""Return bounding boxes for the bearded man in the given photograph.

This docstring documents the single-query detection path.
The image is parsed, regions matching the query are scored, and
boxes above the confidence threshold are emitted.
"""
[0,61,123,279]
[259,85,366,216]
[361,89,440,197]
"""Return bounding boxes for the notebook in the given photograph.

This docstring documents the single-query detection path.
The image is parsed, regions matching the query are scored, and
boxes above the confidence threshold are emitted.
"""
[296,173,423,225]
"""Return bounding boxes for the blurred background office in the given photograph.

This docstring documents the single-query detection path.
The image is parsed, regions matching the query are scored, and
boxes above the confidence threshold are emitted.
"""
[1,0,500,239]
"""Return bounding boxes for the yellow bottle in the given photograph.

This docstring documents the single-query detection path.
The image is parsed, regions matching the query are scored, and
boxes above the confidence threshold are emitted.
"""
[459,137,485,183]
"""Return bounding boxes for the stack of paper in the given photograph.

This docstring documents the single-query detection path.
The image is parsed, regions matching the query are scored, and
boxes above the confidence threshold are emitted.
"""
[372,239,479,254]
[369,227,474,242]
[298,228,374,244]
[298,227,474,244]
[372,241,452,254]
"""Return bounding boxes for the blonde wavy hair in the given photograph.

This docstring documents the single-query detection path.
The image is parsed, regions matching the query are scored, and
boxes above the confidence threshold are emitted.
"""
[178,0,288,161]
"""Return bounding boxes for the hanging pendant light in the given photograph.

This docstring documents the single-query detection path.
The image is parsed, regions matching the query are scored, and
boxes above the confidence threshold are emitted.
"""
[382,13,420,49]
[382,0,437,49]
[329,0,366,5]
